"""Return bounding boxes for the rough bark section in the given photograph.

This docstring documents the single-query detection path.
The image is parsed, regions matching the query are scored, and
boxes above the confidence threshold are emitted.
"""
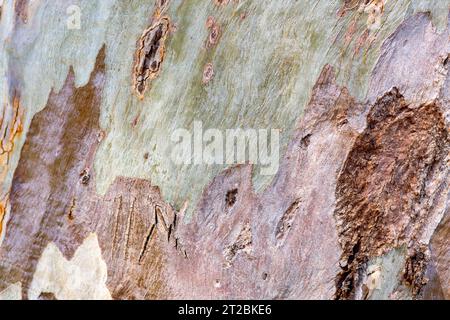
[334,90,449,299]
[429,38,450,300]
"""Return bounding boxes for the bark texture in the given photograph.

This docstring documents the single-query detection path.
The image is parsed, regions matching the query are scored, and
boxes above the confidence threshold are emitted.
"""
[0,0,449,300]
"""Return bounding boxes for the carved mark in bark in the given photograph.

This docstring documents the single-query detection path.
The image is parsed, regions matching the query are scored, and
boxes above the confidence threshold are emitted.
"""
[334,88,449,299]
[138,205,186,264]
[138,224,156,264]
[98,180,185,299]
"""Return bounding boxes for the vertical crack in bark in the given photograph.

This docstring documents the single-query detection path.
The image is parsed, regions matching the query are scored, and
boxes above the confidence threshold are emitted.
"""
[138,224,156,264]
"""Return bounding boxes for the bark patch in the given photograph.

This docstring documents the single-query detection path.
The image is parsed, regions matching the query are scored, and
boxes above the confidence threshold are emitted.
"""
[334,88,449,299]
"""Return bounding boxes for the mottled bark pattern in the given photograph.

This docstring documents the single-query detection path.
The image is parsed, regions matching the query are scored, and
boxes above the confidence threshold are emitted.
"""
[0,0,449,300]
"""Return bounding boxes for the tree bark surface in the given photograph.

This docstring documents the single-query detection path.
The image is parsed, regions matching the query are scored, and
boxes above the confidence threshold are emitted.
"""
[0,0,449,300]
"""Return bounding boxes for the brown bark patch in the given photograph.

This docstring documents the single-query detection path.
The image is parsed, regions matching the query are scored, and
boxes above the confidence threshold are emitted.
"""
[93,177,186,299]
[334,88,449,299]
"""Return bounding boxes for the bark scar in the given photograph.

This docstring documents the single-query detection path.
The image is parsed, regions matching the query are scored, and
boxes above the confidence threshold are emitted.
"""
[133,1,172,99]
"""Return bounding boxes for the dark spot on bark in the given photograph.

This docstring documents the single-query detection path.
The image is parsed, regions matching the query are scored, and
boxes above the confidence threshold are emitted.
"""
[80,169,90,185]
[67,198,76,221]
[300,134,311,149]
[214,0,229,6]
[443,54,449,67]
[225,188,238,207]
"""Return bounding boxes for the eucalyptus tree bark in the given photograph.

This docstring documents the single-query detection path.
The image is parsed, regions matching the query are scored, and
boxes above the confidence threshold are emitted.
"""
[0,0,449,300]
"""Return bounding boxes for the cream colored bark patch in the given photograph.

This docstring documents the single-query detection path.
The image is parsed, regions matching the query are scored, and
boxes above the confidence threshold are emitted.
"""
[0,282,22,300]
[29,233,111,300]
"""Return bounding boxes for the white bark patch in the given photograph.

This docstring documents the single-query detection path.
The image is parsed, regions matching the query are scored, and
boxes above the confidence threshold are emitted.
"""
[29,233,112,300]
[0,282,22,300]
